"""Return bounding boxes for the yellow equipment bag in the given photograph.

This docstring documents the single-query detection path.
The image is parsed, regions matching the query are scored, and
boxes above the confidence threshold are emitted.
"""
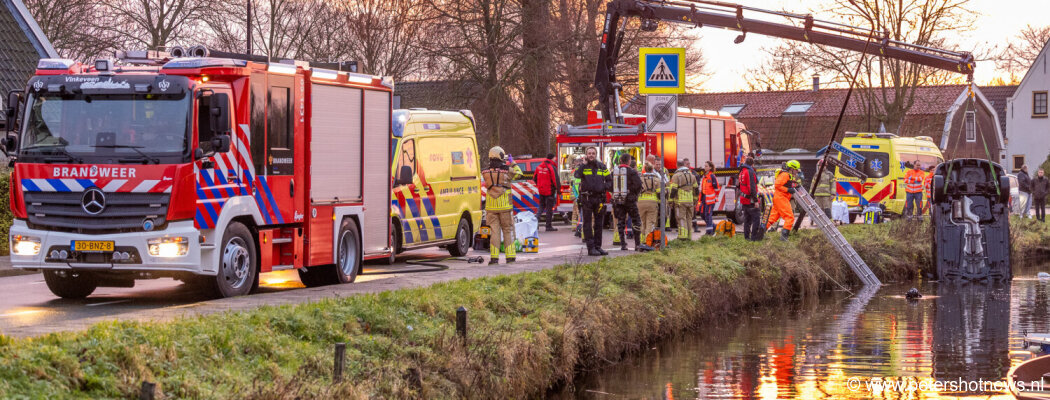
[715,220,736,237]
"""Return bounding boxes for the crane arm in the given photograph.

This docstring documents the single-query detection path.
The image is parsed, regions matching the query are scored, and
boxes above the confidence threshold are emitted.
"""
[595,0,976,123]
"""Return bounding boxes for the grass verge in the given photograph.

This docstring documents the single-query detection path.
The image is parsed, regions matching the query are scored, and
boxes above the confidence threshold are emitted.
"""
[0,220,1044,399]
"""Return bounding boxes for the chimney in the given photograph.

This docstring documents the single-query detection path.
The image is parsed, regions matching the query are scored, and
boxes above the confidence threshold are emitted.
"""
[812,75,820,92]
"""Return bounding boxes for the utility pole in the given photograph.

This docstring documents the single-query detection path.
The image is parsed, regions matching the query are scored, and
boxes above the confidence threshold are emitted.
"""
[246,0,253,55]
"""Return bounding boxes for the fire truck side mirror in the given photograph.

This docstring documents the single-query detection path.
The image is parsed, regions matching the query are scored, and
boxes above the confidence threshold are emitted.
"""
[4,91,22,133]
[209,93,231,136]
[395,165,414,186]
[0,134,16,158]
[210,135,231,154]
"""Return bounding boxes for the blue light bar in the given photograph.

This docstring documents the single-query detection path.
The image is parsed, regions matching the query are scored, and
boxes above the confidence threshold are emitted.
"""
[37,59,75,70]
[162,57,247,69]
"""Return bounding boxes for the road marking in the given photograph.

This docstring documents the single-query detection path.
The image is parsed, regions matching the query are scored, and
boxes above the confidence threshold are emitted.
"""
[86,299,129,307]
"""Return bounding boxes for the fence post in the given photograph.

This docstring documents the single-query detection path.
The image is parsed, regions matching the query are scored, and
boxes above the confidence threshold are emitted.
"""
[333,342,346,383]
[456,306,468,343]
[138,381,155,400]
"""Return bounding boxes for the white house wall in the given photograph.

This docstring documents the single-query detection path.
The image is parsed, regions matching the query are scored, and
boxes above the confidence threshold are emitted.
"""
[1007,39,1050,171]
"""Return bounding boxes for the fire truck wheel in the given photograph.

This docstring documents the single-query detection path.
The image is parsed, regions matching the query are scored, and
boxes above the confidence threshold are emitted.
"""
[448,216,471,257]
[214,222,257,297]
[43,270,97,299]
[333,219,361,283]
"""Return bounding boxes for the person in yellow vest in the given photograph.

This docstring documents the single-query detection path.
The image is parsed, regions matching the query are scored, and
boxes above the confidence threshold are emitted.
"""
[766,160,801,241]
[481,146,517,264]
[670,159,698,240]
[638,162,662,250]
[903,162,925,217]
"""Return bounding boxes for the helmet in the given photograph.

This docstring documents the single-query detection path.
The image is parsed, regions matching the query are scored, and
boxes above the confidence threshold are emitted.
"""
[786,160,801,170]
[489,146,506,161]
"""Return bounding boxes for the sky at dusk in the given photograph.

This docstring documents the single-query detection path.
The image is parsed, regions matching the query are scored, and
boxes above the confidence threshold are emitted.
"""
[686,0,1047,92]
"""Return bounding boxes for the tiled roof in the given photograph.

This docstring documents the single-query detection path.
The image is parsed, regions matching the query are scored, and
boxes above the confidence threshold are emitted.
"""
[0,0,54,96]
[978,85,1017,137]
[394,80,480,110]
[678,85,970,119]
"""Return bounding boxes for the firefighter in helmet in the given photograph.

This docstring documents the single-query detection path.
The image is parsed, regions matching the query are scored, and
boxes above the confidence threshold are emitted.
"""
[766,160,801,241]
[482,146,516,264]
[669,159,698,240]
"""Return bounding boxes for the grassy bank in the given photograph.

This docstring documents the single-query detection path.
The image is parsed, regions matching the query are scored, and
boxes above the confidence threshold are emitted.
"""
[0,221,1044,399]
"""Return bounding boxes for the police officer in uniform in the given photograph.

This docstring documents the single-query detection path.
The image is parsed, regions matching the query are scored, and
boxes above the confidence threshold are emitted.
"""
[638,162,662,250]
[482,146,517,264]
[575,146,612,256]
[670,159,698,241]
[611,154,643,251]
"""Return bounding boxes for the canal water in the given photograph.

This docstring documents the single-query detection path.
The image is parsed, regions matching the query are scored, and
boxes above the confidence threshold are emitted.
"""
[556,265,1050,399]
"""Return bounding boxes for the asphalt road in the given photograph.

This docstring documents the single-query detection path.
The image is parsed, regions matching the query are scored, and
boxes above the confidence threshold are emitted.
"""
[0,213,818,338]
[0,222,614,337]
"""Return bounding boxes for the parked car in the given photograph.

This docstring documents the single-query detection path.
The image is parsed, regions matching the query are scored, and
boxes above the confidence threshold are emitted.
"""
[1006,174,1021,215]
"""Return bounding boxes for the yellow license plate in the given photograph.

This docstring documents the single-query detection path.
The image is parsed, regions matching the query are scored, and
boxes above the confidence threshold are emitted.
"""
[562,193,572,201]
[840,196,859,203]
[72,241,115,252]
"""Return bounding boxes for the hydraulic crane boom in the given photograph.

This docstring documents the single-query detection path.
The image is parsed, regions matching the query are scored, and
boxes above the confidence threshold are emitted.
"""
[595,0,976,123]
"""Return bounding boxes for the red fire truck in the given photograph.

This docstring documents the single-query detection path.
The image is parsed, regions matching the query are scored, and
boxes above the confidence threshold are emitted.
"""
[555,109,759,223]
[2,48,393,298]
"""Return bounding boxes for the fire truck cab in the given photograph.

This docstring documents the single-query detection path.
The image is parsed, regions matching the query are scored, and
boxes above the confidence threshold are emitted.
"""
[555,109,758,223]
[3,50,393,299]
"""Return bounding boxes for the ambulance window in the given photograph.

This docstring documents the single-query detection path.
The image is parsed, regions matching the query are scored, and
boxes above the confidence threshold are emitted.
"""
[395,139,416,186]
[853,151,889,178]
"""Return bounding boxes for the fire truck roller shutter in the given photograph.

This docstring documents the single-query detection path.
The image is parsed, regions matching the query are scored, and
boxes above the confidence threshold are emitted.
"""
[361,90,392,255]
[311,84,363,201]
[711,119,726,167]
[697,118,711,166]
[676,116,695,163]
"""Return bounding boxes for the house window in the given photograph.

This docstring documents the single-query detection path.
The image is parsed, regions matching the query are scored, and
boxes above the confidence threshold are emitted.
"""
[965,111,976,142]
[1035,91,1048,117]
[720,104,746,115]
[784,102,813,114]
[1014,155,1025,171]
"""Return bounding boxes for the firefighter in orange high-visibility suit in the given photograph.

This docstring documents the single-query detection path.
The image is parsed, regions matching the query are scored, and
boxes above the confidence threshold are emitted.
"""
[766,160,801,241]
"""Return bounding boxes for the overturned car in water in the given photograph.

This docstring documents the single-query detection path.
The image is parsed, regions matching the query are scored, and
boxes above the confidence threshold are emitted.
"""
[930,159,1011,281]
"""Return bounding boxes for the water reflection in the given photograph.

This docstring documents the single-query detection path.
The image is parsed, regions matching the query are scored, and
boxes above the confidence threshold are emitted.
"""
[558,267,1050,399]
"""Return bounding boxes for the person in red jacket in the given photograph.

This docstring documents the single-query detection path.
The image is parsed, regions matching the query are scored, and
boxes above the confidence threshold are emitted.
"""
[738,156,763,241]
[534,153,561,231]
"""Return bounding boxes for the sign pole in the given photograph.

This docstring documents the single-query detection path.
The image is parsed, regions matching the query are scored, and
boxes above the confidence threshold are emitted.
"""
[659,133,666,250]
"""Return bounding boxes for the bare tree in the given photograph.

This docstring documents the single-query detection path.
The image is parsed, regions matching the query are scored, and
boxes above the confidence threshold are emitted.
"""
[22,0,121,60]
[334,0,430,80]
[996,24,1050,79]
[549,0,707,126]
[102,0,210,50]
[786,0,975,133]
[419,0,526,151]
[745,45,811,91]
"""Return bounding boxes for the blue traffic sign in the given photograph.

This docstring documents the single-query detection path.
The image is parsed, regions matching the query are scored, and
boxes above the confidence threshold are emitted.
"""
[832,141,865,162]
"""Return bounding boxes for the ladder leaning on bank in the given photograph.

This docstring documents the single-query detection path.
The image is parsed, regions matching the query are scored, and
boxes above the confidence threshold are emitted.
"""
[793,187,882,286]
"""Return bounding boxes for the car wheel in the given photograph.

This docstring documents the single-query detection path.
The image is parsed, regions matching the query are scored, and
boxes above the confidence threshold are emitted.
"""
[448,216,471,257]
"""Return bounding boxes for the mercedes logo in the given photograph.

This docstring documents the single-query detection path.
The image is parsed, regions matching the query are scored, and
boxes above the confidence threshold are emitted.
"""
[81,188,106,215]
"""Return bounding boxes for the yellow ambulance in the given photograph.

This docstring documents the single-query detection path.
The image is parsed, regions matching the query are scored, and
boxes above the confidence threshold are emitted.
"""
[390,109,483,260]
[834,132,943,218]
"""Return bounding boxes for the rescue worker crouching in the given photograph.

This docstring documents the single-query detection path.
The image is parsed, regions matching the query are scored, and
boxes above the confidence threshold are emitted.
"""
[670,159,698,241]
[766,160,801,241]
[575,146,612,256]
[638,162,662,250]
[482,146,517,264]
[611,154,643,251]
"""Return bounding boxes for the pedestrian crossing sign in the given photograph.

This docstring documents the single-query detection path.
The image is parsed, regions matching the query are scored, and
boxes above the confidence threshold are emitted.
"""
[639,48,685,94]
